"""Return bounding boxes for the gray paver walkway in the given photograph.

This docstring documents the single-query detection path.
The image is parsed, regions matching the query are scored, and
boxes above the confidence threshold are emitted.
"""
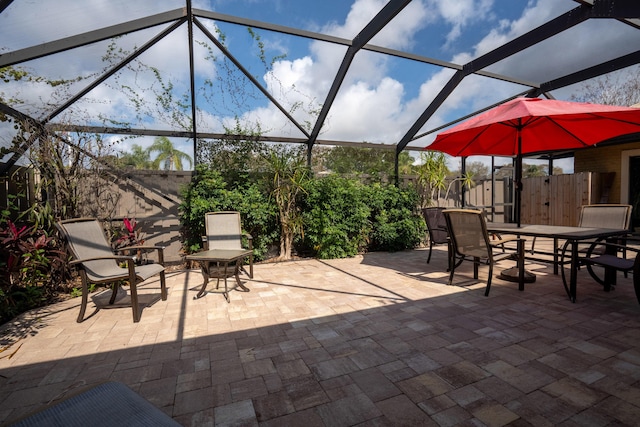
[1,246,640,426]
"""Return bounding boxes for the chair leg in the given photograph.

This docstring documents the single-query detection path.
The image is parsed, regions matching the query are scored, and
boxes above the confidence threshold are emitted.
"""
[473,257,479,279]
[77,272,89,323]
[485,264,494,296]
[633,253,640,304]
[447,262,456,285]
[241,255,254,279]
[127,262,141,322]
[109,283,119,305]
[160,271,167,301]
[427,241,433,264]
[130,282,140,323]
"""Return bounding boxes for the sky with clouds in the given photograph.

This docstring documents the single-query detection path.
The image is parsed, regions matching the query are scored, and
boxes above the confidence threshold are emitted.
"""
[2,0,640,172]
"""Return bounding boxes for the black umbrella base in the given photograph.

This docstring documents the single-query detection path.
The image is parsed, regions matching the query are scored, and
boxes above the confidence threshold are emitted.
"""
[498,267,537,283]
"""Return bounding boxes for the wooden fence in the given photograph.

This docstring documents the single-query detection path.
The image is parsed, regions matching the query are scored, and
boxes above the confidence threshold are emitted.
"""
[463,171,602,226]
[520,172,594,226]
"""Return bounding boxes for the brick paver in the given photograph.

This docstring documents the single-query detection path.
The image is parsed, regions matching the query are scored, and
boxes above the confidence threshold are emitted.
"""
[1,246,640,426]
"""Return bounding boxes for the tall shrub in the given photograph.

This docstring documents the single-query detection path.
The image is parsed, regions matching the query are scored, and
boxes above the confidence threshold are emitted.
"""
[301,175,371,259]
[367,183,425,252]
[179,165,278,260]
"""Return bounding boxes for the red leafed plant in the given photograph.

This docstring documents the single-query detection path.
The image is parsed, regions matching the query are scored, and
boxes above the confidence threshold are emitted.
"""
[1,219,66,324]
[112,217,145,250]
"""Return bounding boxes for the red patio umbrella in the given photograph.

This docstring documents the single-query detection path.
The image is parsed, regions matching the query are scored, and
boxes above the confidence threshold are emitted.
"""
[427,97,640,226]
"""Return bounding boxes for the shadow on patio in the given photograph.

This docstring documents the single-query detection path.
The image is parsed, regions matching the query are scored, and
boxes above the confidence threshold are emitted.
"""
[1,247,639,426]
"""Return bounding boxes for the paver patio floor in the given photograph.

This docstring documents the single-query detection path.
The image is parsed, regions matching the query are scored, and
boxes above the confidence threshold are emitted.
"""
[1,246,640,426]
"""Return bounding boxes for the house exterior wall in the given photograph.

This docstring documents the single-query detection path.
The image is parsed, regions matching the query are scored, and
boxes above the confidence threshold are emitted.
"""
[574,141,640,203]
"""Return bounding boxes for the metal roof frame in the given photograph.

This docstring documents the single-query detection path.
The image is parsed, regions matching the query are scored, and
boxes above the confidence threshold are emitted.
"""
[1,0,640,177]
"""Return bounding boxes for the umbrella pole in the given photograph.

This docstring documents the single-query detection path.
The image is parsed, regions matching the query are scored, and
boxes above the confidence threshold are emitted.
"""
[515,127,523,227]
[500,126,536,285]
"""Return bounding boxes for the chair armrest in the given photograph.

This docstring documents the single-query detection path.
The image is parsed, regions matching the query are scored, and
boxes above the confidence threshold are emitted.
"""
[560,238,638,268]
[117,245,165,252]
[243,232,253,250]
[69,255,136,266]
[117,245,165,264]
[584,240,639,257]
[490,235,519,245]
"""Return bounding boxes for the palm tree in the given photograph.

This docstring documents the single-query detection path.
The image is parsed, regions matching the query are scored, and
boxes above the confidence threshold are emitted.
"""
[147,136,193,171]
[119,144,152,169]
[417,151,448,207]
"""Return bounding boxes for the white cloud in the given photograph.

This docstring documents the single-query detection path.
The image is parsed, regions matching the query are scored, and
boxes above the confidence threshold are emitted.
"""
[241,0,432,142]
[435,0,495,48]
[324,77,406,142]
[369,0,431,50]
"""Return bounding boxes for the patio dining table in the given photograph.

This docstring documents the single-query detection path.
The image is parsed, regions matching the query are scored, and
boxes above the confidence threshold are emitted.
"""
[486,223,630,303]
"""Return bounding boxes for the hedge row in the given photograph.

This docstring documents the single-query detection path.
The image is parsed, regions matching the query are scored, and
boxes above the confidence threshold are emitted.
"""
[179,167,426,260]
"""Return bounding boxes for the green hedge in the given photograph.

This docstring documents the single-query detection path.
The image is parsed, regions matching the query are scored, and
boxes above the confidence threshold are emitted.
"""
[366,183,425,252]
[300,175,425,258]
[179,167,425,260]
[179,166,278,260]
[301,175,371,259]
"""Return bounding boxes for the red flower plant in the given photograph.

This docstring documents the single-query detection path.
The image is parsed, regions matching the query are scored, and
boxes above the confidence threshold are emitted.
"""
[114,217,145,250]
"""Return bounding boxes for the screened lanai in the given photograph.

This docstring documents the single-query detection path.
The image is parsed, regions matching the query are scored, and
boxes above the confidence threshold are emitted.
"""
[2,0,640,176]
[5,3,640,425]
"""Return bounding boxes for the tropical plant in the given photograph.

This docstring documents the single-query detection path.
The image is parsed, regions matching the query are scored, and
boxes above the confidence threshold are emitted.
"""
[118,144,152,169]
[366,183,425,252]
[263,146,311,260]
[444,170,476,206]
[416,151,449,207]
[112,217,145,250]
[147,136,193,171]
[0,219,66,324]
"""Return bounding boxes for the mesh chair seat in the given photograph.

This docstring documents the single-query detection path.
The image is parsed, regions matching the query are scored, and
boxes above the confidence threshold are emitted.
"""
[56,218,167,323]
[422,207,449,265]
[443,209,525,296]
[204,211,253,279]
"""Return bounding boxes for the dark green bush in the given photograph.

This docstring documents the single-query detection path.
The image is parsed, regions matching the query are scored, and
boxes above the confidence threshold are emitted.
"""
[179,165,278,260]
[301,175,371,259]
[366,183,425,252]
[179,167,425,261]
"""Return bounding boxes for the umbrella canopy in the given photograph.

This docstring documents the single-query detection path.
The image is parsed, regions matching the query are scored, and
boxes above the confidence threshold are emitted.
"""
[428,97,640,226]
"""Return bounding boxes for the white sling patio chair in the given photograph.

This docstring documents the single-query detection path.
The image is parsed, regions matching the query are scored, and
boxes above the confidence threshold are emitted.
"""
[203,211,253,278]
[56,218,167,323]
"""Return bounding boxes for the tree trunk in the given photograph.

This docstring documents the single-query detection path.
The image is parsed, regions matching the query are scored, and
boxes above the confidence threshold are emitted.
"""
[278,217,293,260]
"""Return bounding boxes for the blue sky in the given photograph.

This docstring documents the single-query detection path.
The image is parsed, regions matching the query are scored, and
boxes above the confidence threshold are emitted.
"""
[2,0,640,173]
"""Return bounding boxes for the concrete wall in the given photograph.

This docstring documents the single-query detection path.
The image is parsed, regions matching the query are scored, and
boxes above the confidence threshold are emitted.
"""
[106,170,193,263]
